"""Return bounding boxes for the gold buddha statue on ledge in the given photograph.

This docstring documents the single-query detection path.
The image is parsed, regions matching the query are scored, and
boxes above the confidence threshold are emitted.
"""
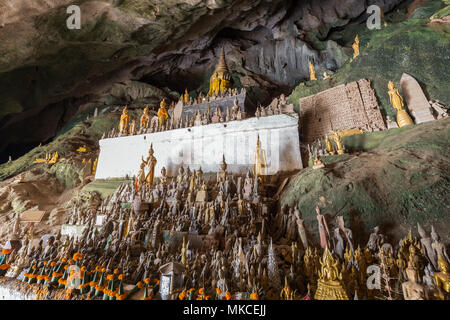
[207,47,232,96]
[388,81,414,127]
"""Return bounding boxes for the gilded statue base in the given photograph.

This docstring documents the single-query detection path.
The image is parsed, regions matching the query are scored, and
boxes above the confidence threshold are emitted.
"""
[396,109,414,127]
[314,280,349,300]
[337,150,344,155]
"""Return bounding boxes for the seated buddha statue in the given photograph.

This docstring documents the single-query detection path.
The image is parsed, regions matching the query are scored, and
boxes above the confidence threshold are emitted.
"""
[434,255,450,300]
[140,105,150,130]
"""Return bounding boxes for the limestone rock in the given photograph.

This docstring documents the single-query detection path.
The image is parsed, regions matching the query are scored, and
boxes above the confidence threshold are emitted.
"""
[400,73,435,124]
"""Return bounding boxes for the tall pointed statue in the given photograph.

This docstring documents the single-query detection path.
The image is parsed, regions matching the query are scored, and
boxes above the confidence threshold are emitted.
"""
[309,61,317,81]
[157,99,169,128]
[142,144,157,186]
[352,35,360,59]
[387,81,414,127]
[118,106,130,134]
[184,89,190,105]
[253,135,268,183]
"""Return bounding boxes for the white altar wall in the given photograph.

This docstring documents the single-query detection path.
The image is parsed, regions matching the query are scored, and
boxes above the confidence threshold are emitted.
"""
[95,113,302,180]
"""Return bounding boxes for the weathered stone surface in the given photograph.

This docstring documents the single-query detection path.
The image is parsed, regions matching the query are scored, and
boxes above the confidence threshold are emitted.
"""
[400,73,435,124]
[299,79,386,145]
[0,0,404,162]
[95,113,302,179]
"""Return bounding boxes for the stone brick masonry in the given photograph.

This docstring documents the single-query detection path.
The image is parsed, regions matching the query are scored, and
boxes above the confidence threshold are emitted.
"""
[299,79,386,145]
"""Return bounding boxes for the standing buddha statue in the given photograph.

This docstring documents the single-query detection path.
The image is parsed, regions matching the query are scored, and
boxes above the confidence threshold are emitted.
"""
[118,106,130,134]
[184,89,190,105]
[387,81,414,127]
[309,61,317,81]
[143,144,157,187]
[157,99,169,128]
[325,134,334,155]
[352,35,360,59]
[207,47,232,96]
[140,105,150,130]
[253,135,267,183]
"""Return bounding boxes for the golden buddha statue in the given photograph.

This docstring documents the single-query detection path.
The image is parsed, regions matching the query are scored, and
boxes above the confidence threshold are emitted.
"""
[183,89,190,105]
[309,61,317,81]
[48,151,59,164]
[314,247,349,300]
[352,35,360,59]
[387,81,414,127]
[253,135,267,183]
[140,105,150,130]
[76,145,91,153]
[135,162,146,191]
[157,99,169,127]
[325,135,334,155]
[92,157,98,175]
[142,144,157,186]
[207,47,232,96]
[434,255,450,300]
[118,106,130,134]
[330,131,345,155]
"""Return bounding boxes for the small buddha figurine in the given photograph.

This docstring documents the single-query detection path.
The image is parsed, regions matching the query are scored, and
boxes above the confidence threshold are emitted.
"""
[142,144,157,186]
[157,99,169,128]
[434,255,450,300]
[181,237,187,265]
[325,135,334,155]
[330,131,345,154]
[387,81,413,127]
[140,105,150,130]
[309,61,317,81]
[184,89,189,105]
[352,35,360,59]
[313,156,325,169]
[118,106,130,134]
[135,162,146,191]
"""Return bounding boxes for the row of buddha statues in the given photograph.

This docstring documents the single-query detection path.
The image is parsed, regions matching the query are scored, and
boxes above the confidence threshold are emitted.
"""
[180,87,245,107]
[109,97,248,140]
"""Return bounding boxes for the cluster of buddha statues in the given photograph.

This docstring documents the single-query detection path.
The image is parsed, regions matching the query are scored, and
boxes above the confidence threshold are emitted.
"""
[106,95,250,140]
[307,131,346,168]
[33,151,61,165]
[181,87,244,107]
[3,148,450,300]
